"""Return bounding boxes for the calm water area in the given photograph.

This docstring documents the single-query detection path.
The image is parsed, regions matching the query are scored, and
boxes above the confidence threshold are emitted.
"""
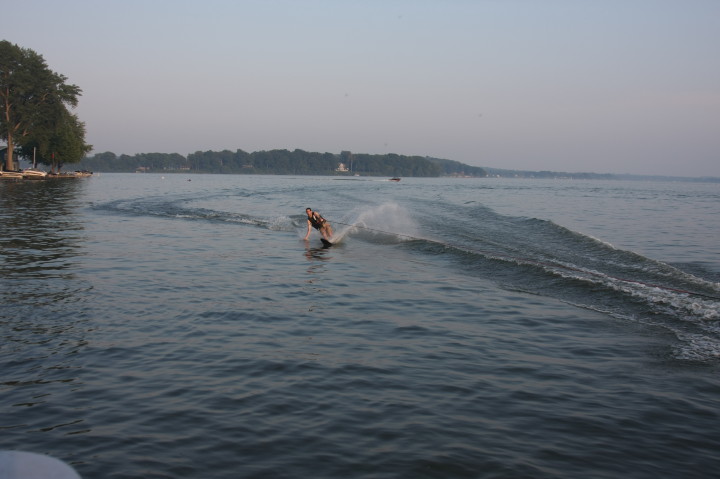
[1,174,719,478]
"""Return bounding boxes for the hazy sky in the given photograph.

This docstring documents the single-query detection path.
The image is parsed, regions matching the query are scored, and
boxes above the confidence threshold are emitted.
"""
[4,0,719,176]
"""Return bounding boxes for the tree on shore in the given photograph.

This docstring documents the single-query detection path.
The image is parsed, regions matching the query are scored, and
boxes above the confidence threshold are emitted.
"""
[0,40,89,171]
[77,149,483,177]
[21,109,92,172]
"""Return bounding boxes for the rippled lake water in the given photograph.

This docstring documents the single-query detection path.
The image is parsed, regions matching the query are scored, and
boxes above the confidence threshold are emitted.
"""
[1,174,719,478]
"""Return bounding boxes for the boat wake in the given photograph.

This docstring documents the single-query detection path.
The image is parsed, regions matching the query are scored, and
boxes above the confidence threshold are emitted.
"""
[94,193,720,361]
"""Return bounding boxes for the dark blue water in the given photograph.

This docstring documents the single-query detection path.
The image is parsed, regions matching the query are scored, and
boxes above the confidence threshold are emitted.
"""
[2,174,719,478]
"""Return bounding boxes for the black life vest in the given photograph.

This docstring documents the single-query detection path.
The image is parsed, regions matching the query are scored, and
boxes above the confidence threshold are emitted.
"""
[308,212,326,230]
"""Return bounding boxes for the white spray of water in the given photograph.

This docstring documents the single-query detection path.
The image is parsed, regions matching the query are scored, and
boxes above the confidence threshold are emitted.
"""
[332,202,421,244]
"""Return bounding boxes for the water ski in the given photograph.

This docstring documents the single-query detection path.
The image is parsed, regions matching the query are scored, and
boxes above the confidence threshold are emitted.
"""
[320,238,333,247]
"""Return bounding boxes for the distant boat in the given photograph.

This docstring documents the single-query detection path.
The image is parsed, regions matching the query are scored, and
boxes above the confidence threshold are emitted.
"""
[0,170,23,180]
[47,171,78,179]
[23,147,48,179]
[22,168,48,179]
[389,177,401,182]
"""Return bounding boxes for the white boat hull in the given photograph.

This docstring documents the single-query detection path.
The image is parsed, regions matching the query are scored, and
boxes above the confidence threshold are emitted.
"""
[22,169,48,179]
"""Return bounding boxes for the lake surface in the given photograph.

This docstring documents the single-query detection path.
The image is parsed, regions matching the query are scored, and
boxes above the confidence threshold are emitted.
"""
[1,174,719,478]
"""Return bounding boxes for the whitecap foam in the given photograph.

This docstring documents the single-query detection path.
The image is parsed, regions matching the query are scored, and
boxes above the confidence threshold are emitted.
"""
[673,333,720,361]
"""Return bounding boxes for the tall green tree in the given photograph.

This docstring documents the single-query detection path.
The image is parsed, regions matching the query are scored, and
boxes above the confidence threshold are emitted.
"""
[51,114,91,170]
[0,40,83,171]
[21,110,92,172]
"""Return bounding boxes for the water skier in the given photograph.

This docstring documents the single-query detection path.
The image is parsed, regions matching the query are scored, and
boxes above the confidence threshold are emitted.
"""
[304,207,334,243]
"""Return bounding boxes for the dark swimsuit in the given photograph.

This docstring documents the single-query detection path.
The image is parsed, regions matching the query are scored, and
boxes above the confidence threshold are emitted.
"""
[308,213,326,230]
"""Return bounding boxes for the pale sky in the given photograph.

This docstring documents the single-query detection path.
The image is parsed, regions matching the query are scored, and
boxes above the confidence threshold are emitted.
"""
[4,0,719,177]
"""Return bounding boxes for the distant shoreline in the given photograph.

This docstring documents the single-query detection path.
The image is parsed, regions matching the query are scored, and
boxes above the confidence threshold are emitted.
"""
[31,147,718,183]
[94,169,720,183]
[482,168,720,183]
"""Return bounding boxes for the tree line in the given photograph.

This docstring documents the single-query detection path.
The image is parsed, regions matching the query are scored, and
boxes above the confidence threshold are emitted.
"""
[1,40,91,172]
[76,149,488,177]
[2,41,488,178]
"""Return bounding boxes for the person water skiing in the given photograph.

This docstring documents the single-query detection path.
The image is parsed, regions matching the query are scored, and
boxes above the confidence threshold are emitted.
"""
[304,207,333,242]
